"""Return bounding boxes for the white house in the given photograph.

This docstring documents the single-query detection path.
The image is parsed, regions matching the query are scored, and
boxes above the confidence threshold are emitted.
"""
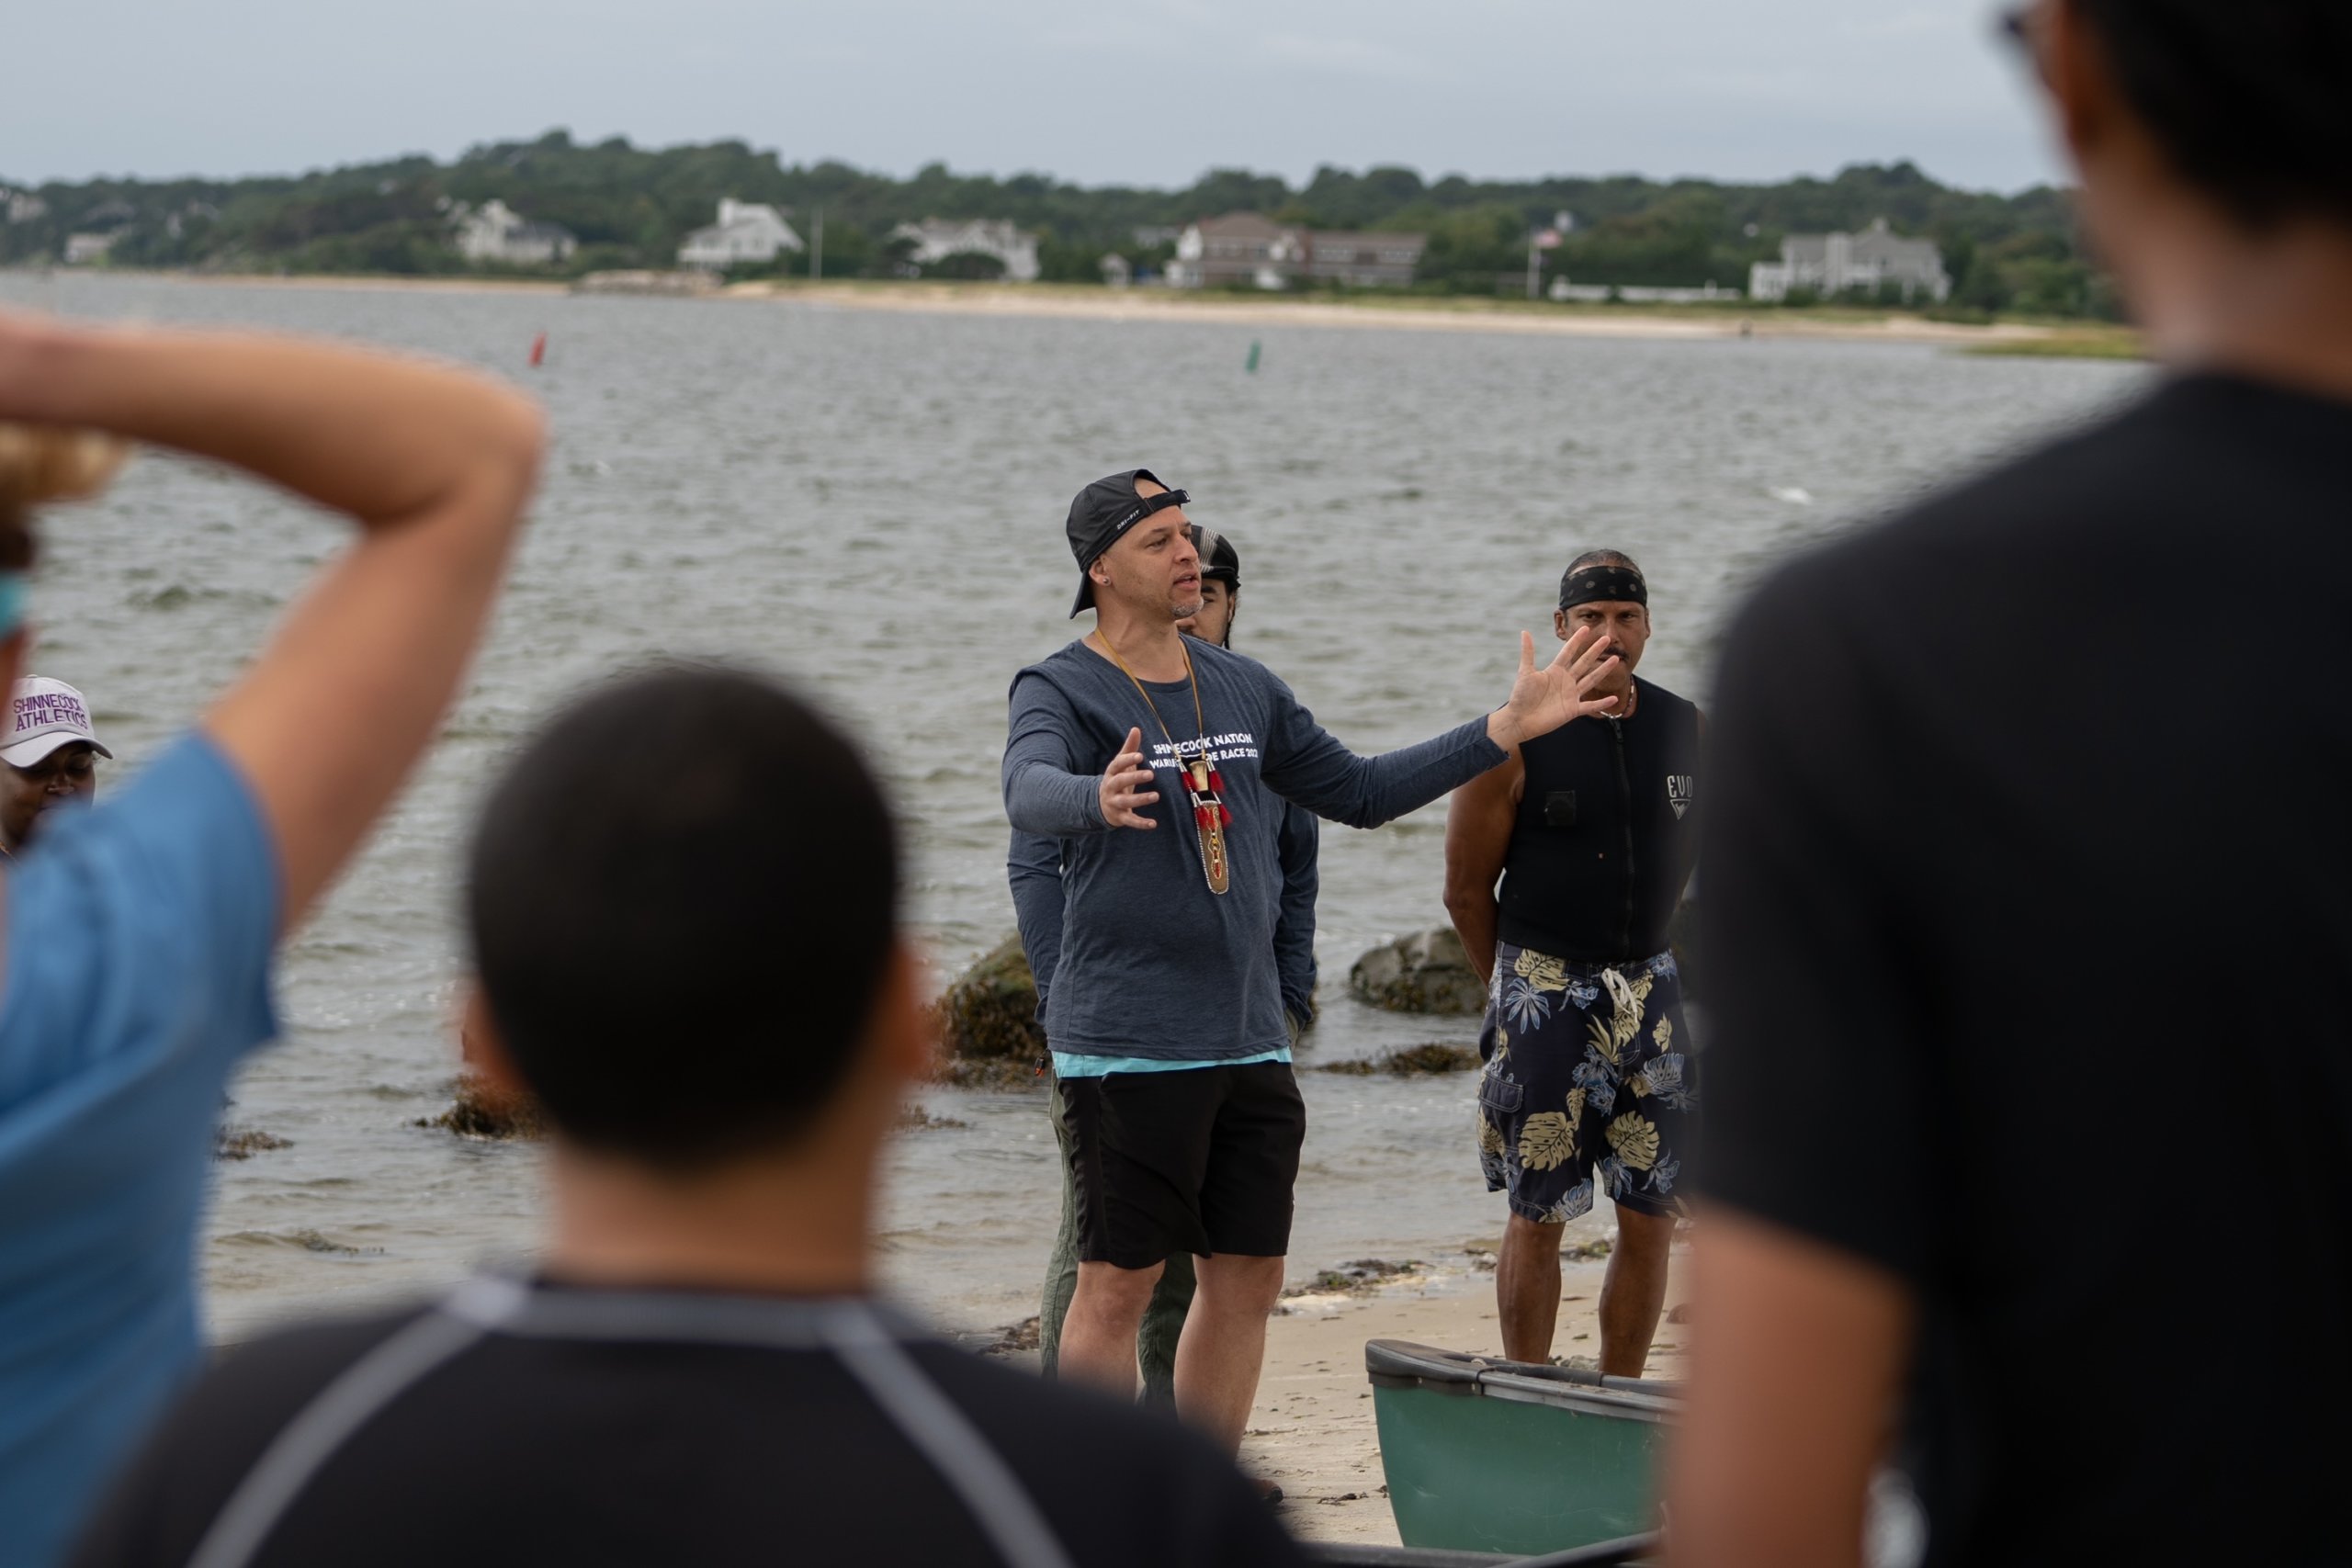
[887,218,1041,282]
[1748,218,1950,302]
[677,198,803,270]
[453,199,578,267]
[1,187,48,224]
[63,232,119,265]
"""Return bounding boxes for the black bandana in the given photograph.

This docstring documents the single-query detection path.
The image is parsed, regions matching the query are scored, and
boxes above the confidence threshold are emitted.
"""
[1558,565,1648,610]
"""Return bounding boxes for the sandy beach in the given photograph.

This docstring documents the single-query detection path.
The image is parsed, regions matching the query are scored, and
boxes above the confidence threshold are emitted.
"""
[995,1239,1690,1551]
[54,267,2071,347]
[726,278,2053,347]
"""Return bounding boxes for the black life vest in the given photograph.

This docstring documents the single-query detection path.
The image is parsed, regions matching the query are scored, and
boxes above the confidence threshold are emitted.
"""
[1495,675,1702,964]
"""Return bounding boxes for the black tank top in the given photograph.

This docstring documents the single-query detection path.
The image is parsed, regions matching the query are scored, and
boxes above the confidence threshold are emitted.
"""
[1496,676,1701,964]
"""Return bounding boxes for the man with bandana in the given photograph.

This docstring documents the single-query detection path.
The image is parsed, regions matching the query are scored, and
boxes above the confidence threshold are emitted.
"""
[1442,549,1702,1375]
[1003,471,1620,1459]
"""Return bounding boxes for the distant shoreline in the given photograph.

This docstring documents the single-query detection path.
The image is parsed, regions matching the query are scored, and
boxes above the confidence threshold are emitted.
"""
[9,267,2120,350]
[733,279,2063,345]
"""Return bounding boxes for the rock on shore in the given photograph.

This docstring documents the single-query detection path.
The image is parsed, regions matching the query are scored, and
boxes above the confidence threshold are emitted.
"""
[1349,908,1703,1016]
[929,934,1046,1089]
[423,1073,548,1139]
[1347,928,1486,1015]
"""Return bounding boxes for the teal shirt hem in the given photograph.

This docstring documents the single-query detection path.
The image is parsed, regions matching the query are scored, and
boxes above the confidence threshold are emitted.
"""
[1052,1047,1292,1078]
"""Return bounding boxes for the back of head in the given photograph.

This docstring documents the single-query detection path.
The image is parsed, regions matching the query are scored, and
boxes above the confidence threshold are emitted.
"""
[2075,0,2352,227]
[468,665,899,1168]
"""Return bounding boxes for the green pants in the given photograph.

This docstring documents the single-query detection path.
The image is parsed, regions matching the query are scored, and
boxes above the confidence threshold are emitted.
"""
[1037,1076,1195,1408]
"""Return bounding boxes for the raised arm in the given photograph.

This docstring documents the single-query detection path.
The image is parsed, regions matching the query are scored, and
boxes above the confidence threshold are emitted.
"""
[0,314,543,931]
[1263,626,1618,829]
[1442,750,1523,987]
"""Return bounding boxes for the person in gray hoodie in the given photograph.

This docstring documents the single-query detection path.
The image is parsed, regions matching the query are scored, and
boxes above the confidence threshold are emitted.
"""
[1002,468,1619,1455]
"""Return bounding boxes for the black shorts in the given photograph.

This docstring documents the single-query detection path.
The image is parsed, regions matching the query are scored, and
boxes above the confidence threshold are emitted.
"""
[1057,1061,1306,1269]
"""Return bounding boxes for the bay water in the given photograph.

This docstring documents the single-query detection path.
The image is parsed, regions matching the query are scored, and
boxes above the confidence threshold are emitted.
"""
[0,273,2143,1339]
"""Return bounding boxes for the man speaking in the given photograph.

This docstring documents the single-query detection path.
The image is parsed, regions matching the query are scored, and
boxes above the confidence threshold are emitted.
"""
[1002,469,1620,1456]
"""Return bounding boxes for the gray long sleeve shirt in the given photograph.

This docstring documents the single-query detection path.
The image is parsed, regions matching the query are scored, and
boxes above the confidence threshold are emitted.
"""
[1011,803,1318,1030]
[1001,638,1504,1062]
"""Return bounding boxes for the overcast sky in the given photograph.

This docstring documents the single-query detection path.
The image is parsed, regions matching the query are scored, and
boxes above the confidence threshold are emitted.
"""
[6,0,2065,193]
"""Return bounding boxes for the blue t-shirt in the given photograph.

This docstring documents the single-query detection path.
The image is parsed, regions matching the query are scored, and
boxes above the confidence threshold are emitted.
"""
[0,734,278,1568]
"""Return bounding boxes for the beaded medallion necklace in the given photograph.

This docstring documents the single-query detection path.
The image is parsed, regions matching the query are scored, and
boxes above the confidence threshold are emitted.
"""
[1094,633,1232,896]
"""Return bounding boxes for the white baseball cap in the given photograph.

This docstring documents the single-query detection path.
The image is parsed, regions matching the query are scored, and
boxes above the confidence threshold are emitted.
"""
[3,676,113,769]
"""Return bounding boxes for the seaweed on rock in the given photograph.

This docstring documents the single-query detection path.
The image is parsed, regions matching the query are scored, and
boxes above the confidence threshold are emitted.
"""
[928,934,1046,1089]
[421,1074,548,1140]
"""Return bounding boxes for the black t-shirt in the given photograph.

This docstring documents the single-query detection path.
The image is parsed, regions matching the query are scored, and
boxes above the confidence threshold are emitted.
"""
[1699,373,2352,1567]
[68,1280,1306,1568]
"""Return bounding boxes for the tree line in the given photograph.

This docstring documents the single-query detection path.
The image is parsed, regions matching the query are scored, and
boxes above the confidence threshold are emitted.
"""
[0,130,2115,320]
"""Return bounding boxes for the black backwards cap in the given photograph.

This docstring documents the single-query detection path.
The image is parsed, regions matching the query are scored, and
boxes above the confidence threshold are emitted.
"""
[1194,525,1239,587]
[1066,468,1193,616]
[1559,562,1648,610]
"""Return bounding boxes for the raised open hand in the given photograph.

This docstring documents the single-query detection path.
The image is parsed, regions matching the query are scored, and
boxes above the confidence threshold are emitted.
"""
[1490,626,1621,749]
[1098,726,1160,829]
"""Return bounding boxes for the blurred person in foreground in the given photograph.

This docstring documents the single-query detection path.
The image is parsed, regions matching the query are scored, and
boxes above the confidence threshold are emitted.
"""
[1671,3,2352,1564]
[73,667,1307,1568]
[1005,468,1621,1460]
[0,317,543,1566]
[1,675,113,855]
[1019,525,1319,1415]
[1443,550,1699,1374]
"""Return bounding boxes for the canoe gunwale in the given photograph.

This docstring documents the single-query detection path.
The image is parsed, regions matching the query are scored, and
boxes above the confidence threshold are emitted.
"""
[1364,1338,1681,1414]
[1477,1371,1676,1421]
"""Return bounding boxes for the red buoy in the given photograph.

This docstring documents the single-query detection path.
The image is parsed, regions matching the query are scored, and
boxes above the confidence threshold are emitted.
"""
[528,333,547,368]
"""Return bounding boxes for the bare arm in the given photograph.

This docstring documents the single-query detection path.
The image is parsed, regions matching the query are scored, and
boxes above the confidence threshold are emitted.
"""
[0,315,544,931]
[1442,750,1521,987]
[1665,1210,1915,1568]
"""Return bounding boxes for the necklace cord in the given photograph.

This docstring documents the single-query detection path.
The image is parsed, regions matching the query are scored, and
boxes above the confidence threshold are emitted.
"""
[1092,632,1229,895]
[1094,633,1207,750]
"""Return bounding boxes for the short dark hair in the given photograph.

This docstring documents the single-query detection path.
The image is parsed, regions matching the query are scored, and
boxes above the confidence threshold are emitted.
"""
[467,665,900,1168]
[2074,0,2352,229]
[1564,548,1643,578]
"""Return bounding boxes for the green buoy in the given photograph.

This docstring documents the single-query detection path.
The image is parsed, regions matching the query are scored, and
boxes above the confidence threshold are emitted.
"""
[1246,339,1261,374]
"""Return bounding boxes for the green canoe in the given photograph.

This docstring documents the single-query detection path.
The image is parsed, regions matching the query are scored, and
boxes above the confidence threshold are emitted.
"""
[1366,1339,1676,1558]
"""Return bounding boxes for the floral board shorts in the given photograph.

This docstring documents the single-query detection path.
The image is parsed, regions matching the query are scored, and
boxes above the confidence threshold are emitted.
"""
[1476,943,1695,1224]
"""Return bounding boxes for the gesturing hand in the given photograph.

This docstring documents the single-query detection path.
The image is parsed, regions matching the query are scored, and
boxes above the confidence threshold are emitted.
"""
[1099,726,1160,829]
[1490,626,1622,750]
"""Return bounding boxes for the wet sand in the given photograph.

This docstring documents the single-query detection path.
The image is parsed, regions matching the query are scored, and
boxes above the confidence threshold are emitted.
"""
[996,1242,1692,1550]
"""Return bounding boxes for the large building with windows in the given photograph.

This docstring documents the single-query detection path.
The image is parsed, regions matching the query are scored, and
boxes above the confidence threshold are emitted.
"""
[452,199,577,267]
[677,199,804,270]
[1747,218,1951,302]
[1166,212,1425,290]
